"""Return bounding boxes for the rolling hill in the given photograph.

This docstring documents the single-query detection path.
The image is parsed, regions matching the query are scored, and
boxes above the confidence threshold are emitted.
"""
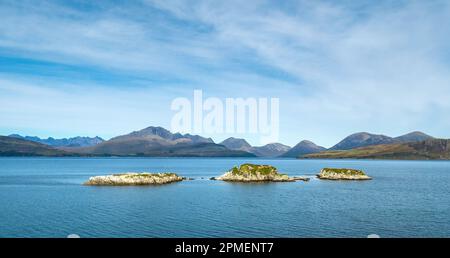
[303,139,450,160]
[394,131,434,143]
[281,140,326,158]
[220,137,291,157]
[1,128,441,159]
[330,131,434,150]
[329,132,396,150]
[250,143,291,157]
[0,136,71,156]
[219,137,252,152]
[8,134,104,147]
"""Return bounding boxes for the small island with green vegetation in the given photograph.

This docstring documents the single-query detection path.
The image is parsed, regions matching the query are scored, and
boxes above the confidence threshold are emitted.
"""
[317,168,372,180]
[84,172,183,186]
[214,163,309,182]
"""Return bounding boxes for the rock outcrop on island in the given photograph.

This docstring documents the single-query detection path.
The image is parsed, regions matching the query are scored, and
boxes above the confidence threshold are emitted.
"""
[84,172,183,185]
[317,168,372,180]
[215,163,305,182]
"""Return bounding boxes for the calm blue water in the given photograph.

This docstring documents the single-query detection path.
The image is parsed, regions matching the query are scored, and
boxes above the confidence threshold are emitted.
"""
[0,157,449,238]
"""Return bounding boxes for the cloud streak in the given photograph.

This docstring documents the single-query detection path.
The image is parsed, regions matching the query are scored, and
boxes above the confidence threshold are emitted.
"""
[1,0,450,146]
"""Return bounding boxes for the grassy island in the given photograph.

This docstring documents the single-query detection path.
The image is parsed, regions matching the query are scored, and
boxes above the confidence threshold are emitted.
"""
[84,172,183,185]
[231,164,281,176]
[216,163,308,182]
[317,168,371,180]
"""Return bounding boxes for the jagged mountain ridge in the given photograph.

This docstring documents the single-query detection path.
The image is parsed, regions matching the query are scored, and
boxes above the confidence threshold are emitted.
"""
[330,131,434,150]
[1,128,442,159]
[8,134,104,147]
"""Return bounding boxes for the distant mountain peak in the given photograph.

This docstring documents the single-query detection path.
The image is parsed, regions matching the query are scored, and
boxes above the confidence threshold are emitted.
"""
[128,126,173,139]
[330,132,394,150]
[0,136,69,156]
[8,134,104,148]
[263,142,290,148]
[250,143,291,157]
[281,140,325,158]
[4,128,438,158]
[305,138,450,160]
[298,140,315,145]
[410,131,426,134]
[395,131,434,143]
[329,131,436,150]
[112,126,213,144]
[73,127,246,157]
[220,137,252,151]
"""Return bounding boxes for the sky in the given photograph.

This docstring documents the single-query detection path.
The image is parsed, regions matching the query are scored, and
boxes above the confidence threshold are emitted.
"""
[1,0,450,148]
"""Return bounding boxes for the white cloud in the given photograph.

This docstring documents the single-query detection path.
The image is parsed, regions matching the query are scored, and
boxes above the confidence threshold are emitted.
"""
[1,0,450,146]
[0,77,176,139]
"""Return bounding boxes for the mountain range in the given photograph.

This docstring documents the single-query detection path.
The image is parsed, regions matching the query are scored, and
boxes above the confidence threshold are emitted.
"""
[72,126,252,157]
[329,131,433,150]
[304,139,450,160]
[219,138,291,157]
[281,140,326,158]
[8,134,104,147]
[0,136,70,156]
[0,127,447,159]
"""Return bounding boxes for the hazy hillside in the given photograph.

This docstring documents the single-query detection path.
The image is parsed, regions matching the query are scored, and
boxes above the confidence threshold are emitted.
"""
[250,143,291,157]
[330,132,396,150]
[72,127,252,157]
[220,138,291,157]
[394,131,434,143]
[9,134,104,147]
[1,128,441,158]
[303,139,450,160]
[219,137,252,152]
[281,140,325,158]
[330,131,434,150]
[0,136,70,156]
[110,126,212,143]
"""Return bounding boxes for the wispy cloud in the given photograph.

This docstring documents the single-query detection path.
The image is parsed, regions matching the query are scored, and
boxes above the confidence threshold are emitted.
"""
[1,0,450,146]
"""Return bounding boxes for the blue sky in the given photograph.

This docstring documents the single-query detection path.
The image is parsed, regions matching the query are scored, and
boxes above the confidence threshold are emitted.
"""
[1,0,450,147]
